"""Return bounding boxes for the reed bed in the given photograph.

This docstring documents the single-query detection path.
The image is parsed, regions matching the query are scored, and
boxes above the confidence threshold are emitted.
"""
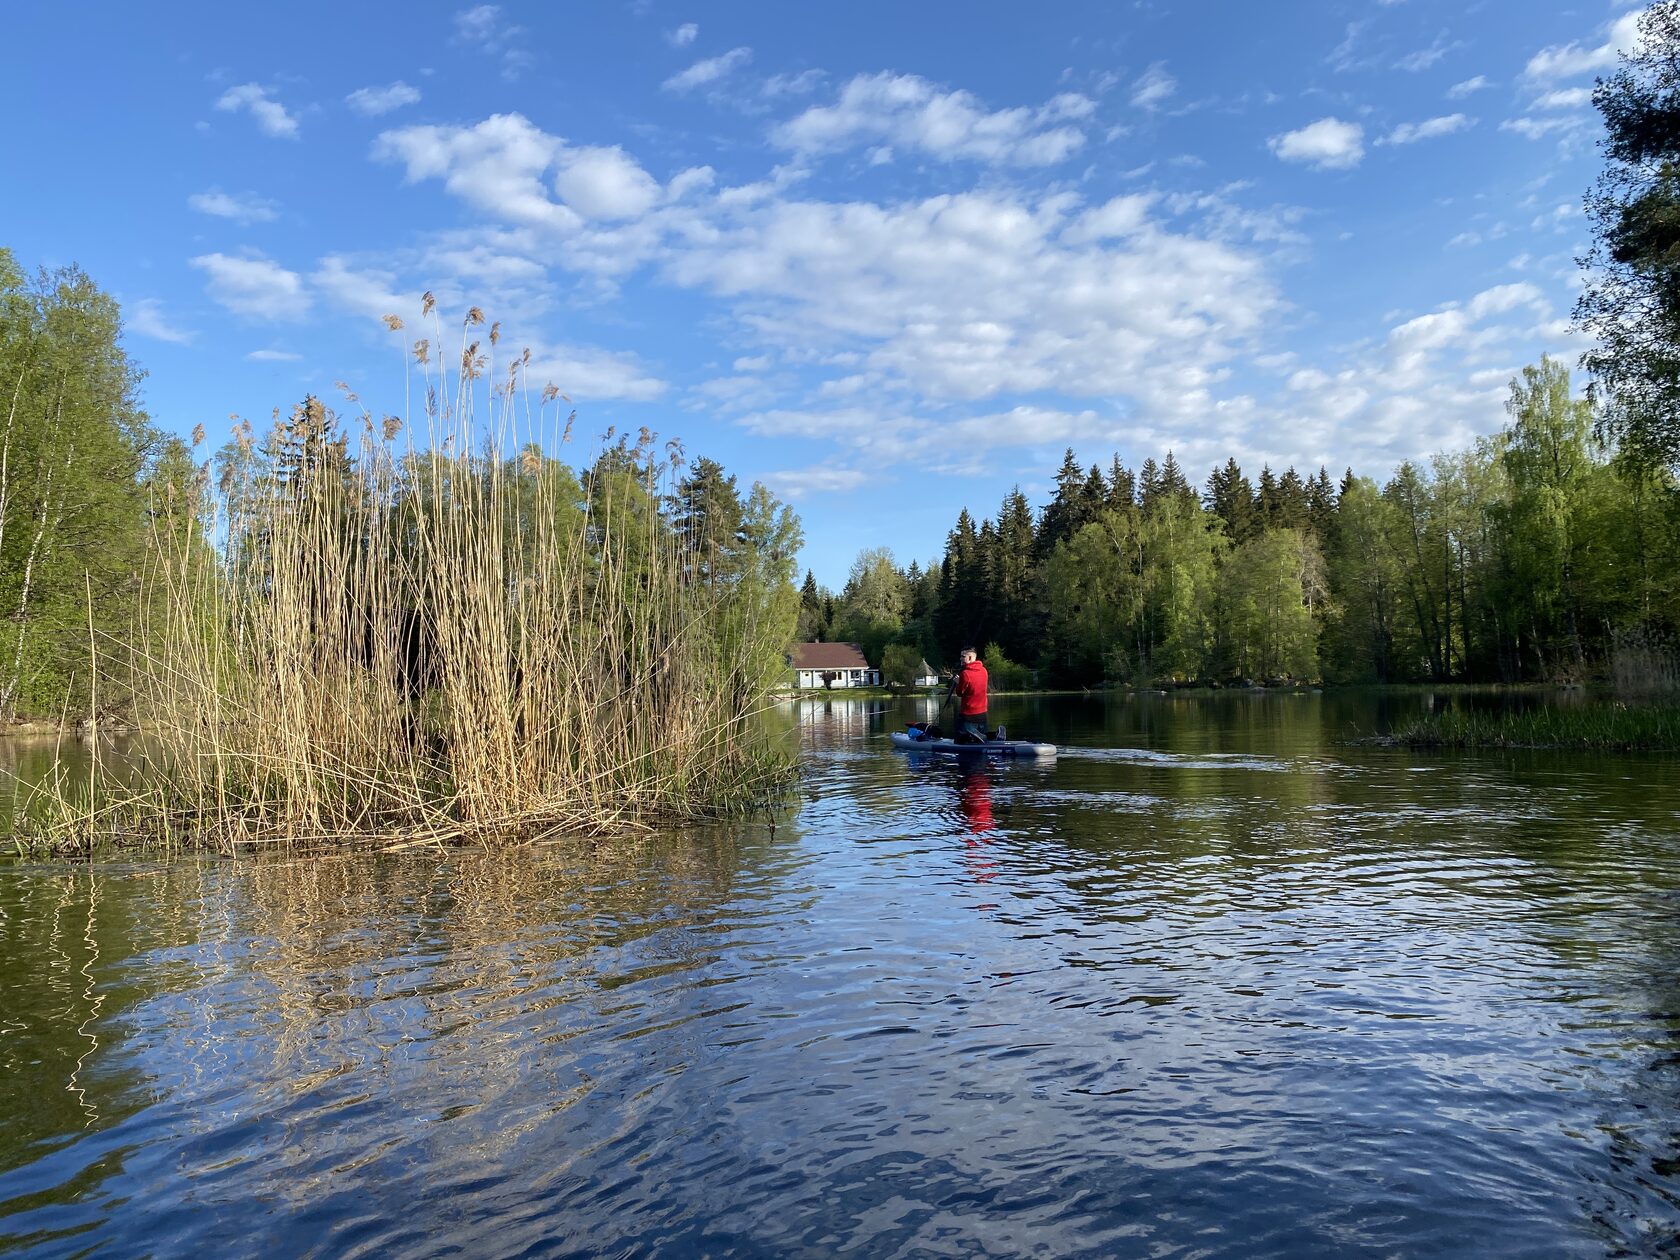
[25,305,797,852]
[1389,703,1680,751]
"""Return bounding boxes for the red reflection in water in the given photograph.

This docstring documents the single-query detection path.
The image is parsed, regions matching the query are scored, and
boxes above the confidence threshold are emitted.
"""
[959,768,998,896]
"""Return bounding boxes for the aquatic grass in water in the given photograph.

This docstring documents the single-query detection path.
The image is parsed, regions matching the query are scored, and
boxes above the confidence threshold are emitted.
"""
[1390,701,1680,750]
[22,303,798,852]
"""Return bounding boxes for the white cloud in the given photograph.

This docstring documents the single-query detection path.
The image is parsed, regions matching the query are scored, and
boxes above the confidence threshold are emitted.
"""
[454,4,532,79]
[188,189,279,224]
[382,112,1284,430]
[1328,21,1373,73]
[312,255,423,323]
[1524,9,1643,81]
[127,298,194,345]
[760,466,870,499]
[1447,75,1492,98]
[1530,202,1578,232]
[1130,62,1176,111]
[1381,113,1472,145]
[663,47,752,93]
[763,69,825,98]
[1500,114,1586,141]
[1532,87,1592,110]
[454,3,505,44]
[665,23,698,47]
[665,190,1279,414]
[346,82,421,116]
[247,348,302,362]
[733,355,772,371]
[375,114,582,232]
[740,404,1125,477]
[190,252,309,320]
[522,341,668,401]
[1262,281,1564,472]
[1268,117,1364,169]
[1060,193,1157,243]
[553,146,661,220]
[214,84,299,139]
[773,73,1092,166]
[1394,35,1457,72]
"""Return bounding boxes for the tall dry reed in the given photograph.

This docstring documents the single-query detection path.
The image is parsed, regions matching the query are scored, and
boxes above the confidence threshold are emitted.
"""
[36,305,796,851]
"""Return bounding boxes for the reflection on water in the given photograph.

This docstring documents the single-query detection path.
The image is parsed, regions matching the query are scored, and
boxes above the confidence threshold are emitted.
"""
[2,693,1678,1258]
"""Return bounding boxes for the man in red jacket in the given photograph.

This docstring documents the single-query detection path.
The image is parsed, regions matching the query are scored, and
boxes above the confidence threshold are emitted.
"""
[947,645,989,743]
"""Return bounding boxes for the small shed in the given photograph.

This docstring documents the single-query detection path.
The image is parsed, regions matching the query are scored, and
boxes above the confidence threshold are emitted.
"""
[792,642,880,689]
[913,659,939,688]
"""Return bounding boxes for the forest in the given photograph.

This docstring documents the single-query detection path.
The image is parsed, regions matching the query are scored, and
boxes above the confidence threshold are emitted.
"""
[799,357,1680,689]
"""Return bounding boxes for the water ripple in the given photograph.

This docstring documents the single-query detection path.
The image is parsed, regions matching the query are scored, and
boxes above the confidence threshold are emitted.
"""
[2,696,1679,1256]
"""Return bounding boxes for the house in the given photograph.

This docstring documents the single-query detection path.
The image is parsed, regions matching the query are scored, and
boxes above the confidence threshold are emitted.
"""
[913,659,940,688]
[791,642,880,689]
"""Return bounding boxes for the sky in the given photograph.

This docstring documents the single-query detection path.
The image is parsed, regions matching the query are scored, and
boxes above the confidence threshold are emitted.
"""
[0,0,1643,586]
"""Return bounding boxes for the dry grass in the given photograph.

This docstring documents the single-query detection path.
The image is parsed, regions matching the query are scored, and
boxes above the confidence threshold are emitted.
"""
[23,306,795,852]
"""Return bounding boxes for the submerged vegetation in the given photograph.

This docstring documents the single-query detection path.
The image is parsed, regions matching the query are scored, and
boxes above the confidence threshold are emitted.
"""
[1389,702,1680,751]
[19,302,802,851]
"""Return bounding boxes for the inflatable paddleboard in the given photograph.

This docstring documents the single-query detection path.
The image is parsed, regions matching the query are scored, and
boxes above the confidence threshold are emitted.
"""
[890,731,1056,758]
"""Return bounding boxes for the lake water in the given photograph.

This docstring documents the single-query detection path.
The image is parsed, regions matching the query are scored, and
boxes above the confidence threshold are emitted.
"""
[2,693,1678,1257]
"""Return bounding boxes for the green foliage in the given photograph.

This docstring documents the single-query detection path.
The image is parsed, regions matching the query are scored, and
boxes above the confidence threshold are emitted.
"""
[1215,529,1319,680]
[981,642,1032,690]
[1578,1,1680,464]
[881,641,925,688]
[0,250,160,718]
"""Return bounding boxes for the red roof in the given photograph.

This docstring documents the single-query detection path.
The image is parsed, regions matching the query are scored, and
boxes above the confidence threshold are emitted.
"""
[792,642,871,670]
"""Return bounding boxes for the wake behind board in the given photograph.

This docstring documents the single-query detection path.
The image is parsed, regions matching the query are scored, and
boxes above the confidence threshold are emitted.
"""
[890,730,1056,758]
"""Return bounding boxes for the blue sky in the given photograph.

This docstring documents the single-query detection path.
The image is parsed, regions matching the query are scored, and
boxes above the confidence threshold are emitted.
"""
[0,1,1639,585]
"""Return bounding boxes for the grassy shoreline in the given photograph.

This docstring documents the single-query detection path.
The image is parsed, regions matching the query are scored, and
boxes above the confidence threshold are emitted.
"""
[1385,703,1680,751]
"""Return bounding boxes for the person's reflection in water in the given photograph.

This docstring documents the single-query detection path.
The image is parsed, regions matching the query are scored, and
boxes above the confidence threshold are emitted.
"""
[957,763,999,903]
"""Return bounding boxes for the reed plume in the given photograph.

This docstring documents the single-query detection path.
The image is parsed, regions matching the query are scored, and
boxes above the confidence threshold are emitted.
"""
[33,307,797,851]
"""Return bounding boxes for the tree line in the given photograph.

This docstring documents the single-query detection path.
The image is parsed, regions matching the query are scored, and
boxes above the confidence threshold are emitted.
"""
[799,357,1680,688]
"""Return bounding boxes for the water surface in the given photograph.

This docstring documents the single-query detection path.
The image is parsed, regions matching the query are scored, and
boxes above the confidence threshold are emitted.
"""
[2,693,1677,1257]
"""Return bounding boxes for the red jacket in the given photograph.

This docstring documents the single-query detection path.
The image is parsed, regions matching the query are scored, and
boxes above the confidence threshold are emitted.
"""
[953,659,989,715]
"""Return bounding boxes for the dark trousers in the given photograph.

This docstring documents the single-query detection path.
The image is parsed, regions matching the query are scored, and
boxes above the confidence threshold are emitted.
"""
[956,712,988,743]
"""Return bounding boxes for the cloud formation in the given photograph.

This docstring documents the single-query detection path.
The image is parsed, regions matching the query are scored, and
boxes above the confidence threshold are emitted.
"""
[1268,117,1364,169]
[1447,75,1491,98]
[127,298,195,345]
[1130,63,1176,111]
[663,47,752,93]
[214,84,299,139]
[347,82,422,116]
[188,189,280,224]
[190,252,309,320]
[454,4,532,78]
[1524,9,1642,81]
[1382,113,1472,145]
[774,73,1092,166]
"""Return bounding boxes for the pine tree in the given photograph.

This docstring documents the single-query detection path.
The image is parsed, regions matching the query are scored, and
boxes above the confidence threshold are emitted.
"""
[1306,466,1339,545]
[1034,448,1088,560]
[1107,455,1136,511]
[1161,451,1197,510]
[1205,457,1257,543]
[1256,464,1280,528]
[1276,466,1310,531]
[670,456,743,586]
[1138,457,1164,513]
[993,487,1038,661]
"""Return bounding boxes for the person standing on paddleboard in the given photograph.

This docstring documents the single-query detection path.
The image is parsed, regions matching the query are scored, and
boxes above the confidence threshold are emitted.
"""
[948,646,989,743]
